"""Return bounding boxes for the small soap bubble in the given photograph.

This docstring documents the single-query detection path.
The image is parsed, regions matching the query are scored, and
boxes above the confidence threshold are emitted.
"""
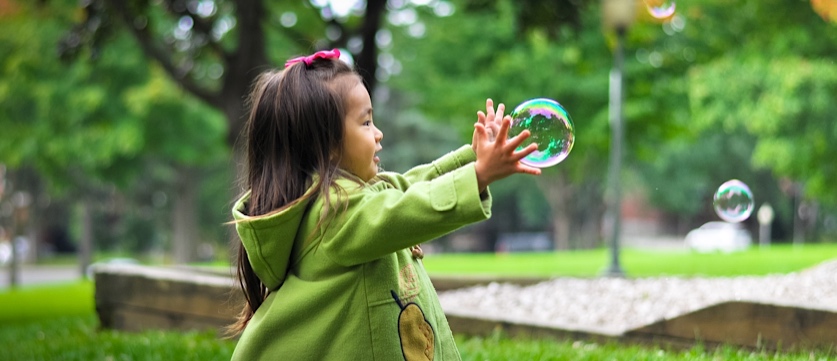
[713,179,754,223]
[508,98,575,168]
[645,0,676,19]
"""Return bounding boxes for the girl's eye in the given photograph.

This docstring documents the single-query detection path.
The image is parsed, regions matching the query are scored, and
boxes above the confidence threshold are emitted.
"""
[363,120,372,126]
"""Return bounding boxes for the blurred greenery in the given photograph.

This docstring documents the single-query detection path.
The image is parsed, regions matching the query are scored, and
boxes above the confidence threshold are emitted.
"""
[0,0,836,267]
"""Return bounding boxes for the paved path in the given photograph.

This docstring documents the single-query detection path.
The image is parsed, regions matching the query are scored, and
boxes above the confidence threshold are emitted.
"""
[0,264,82,289]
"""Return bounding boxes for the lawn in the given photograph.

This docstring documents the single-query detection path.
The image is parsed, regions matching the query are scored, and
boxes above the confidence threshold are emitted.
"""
[1,308,833,361]
[3,245,837,360]
[0,281,94,322]
[0,315,236,361]
[422,244,837,277]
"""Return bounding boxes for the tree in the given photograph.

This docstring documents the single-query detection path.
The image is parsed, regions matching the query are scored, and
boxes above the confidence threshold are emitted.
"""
[0,1,228,266]
[630,0,837,240]
[386,0,610,249]
[56,0,391,262]
[65,0,388,146]
[688,57,837,241]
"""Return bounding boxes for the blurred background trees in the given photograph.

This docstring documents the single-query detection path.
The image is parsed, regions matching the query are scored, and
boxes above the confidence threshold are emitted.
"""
[1,0,835,270]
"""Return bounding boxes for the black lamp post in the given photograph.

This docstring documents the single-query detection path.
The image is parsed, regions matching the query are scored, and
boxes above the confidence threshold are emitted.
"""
[602,0,635,277]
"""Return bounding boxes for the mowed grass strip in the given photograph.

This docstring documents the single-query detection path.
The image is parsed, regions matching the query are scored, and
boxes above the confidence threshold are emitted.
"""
[422,243,837,278]
[0,281,94,322]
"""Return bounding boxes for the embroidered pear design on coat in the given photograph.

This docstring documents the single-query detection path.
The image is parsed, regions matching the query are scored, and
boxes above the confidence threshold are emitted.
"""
[391,290,434,361]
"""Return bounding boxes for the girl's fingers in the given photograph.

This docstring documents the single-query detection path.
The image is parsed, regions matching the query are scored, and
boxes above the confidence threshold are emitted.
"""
[513,142,539,159]
[517,165,542,176]
[496,103,506,122]
[474,122,487,138]
[477,111,486,125]
[506,128,532,149]
[485,99,495,121]
[496,116,512,142]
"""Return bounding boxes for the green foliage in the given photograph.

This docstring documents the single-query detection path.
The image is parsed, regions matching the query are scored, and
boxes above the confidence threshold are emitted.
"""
[123,68,228,166]
[386,0,615,246]
[613,0,837,227]
[0,2,228,193]
[0,5,146,190]
[690,57,837,205]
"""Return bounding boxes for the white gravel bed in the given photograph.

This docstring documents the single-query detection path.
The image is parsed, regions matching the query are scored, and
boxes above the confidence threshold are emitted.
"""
[437,260,837,335]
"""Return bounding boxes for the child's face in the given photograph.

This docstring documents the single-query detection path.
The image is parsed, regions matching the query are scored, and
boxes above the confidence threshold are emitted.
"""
[340,80,382,182]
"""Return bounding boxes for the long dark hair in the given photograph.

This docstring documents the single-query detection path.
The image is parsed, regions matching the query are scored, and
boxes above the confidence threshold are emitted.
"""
[228,58,360,336]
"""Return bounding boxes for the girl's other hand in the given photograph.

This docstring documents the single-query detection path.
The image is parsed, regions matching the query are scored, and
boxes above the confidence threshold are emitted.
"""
[477,98,504,142]
[473,115,541,192]
[472,98,506,154]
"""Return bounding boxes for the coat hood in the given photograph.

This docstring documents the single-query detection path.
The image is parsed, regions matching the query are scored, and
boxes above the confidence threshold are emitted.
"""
[232,191,311,290]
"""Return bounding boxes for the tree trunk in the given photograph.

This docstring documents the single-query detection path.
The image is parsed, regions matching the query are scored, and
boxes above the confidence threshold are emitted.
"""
[575,181,605,249]
[172,165,199,264]
[357,0,386,96]
[78,200,93,279]
[537,172,573,250]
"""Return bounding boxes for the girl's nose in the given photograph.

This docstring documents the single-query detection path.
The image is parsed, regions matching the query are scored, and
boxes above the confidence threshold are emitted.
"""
[374,126,383,142]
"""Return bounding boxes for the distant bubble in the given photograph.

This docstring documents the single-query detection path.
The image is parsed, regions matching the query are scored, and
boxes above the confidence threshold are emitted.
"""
[645,0,676,19]
[713,180,754,223]
[508,98,575,168]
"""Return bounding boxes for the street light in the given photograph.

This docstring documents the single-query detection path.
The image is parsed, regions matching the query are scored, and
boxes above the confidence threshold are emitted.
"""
[602,0,635,277]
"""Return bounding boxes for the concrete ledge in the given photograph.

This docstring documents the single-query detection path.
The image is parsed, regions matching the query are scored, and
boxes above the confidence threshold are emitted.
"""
[93,264,837,351]
[92,264,546,333]
[625,300,837,350]
[93,263,241,333]
[445,312,622,345]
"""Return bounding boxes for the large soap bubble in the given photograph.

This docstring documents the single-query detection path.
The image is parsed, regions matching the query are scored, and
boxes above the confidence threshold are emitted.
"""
[507,98,575,168]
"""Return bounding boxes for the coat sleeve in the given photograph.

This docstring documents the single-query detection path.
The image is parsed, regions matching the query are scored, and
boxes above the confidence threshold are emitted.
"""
[319,163,491,266]
[396,145,477,185]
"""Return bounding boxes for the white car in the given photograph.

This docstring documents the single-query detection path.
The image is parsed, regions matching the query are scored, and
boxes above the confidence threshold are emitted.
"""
[685,221,752,253]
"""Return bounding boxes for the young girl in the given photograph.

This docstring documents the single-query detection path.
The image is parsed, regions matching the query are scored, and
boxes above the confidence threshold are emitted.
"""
[229,49,541,360]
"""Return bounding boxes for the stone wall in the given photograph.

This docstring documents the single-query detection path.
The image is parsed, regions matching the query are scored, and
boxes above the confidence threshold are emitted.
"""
[93,263,241,333]
[93,264,837,351]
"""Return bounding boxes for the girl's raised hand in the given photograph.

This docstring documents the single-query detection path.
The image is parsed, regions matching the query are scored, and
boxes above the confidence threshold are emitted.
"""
[476,98,504,142]
[473,115,541,192]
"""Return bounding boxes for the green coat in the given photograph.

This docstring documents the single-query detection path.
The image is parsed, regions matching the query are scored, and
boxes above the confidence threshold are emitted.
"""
[231,145,492,361]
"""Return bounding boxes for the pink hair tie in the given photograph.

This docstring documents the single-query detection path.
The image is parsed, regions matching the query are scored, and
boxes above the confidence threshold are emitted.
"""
[284,48,341,68]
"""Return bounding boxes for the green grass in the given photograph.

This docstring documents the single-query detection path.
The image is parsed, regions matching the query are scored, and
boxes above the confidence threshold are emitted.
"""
[0,315,236,361]
[423,244,837,278]
[4,245,837,360]
[0,281,94,322]
[456,332,835,361]
[0,313,832,361]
